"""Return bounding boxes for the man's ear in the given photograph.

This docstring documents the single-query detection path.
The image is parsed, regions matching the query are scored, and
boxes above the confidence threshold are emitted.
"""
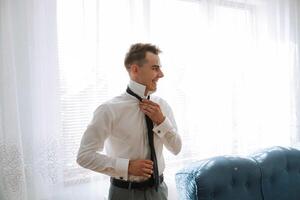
[130,64,139,74]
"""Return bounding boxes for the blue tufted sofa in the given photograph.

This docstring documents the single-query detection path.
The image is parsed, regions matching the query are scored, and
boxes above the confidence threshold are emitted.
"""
[175,146,300,200]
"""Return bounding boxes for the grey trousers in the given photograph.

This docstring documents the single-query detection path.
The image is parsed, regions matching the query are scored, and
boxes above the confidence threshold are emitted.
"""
[108,182,168,200]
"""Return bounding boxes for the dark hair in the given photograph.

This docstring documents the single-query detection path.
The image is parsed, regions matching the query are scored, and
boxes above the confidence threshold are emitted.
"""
[124,43,161,69]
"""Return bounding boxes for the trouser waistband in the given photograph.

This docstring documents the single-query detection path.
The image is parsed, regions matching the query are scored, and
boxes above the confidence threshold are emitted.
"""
[110,174,164,190]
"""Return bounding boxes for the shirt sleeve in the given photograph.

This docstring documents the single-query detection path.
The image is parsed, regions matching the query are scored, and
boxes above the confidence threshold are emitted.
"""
[153,100,182,155]
[153,117,173,138]
[76,104,130,180]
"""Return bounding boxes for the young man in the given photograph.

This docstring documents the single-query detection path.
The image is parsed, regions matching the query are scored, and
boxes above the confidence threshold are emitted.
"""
[77,43,182,199]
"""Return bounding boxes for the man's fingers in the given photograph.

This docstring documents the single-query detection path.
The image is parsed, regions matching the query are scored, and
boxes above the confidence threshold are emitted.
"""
[144,159,153,164]
[143,106,155,113]
[141,99,159,107]
[140,102,156,108]
[143,163,153,170]
[143,173,152,178]
[143,168,153,174]
[141,160,153,177]
[140,107,152,116]
[143,160,153,167]
[142,167,153,178]
[128,159,155,177]
[140,104,157,114]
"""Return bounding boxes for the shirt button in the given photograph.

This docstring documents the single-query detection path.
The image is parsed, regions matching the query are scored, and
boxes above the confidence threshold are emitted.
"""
[158,130,161,133]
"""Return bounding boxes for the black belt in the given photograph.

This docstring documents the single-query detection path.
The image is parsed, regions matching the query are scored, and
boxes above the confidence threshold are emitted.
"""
[110,174,164,190]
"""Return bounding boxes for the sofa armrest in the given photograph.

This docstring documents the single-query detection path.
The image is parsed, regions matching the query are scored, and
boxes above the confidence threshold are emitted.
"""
[175,156,263,200]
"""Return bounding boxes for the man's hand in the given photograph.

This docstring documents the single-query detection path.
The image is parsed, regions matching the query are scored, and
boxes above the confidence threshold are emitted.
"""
[128,159,153,178]
[139,99,165,125]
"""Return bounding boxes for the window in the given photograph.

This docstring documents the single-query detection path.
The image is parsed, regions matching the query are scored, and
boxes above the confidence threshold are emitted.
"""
[57,0,295,199]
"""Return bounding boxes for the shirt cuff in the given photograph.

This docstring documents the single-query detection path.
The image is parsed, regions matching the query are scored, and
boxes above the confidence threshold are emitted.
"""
[153,117,173,138]
[115,158,129,180]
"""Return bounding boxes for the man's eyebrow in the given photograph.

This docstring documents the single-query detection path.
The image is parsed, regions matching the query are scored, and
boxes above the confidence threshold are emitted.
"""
[152,64,161,68]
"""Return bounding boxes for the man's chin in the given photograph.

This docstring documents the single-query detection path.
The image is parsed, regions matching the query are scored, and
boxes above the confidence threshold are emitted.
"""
[146,84,157,94]
[151,86,157,91]
[147,87,157,93]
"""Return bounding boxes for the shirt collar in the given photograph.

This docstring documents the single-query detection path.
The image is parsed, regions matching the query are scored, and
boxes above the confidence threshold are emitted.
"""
[128,80,154,98]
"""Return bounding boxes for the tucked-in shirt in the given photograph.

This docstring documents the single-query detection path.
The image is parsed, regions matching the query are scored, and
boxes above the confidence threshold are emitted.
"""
[77,80,182,182]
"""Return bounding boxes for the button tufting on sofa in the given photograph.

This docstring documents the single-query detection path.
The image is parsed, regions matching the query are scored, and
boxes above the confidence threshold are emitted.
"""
[176,146,300,200]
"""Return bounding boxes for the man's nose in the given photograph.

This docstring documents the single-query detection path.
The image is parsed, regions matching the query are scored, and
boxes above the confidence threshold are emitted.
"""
[158,69,164,78]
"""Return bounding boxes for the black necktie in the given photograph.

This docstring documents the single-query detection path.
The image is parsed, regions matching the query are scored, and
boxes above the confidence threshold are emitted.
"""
[126,87,160,190]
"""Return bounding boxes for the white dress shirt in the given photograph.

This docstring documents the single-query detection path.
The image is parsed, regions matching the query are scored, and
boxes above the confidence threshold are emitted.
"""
[77,80,182,182]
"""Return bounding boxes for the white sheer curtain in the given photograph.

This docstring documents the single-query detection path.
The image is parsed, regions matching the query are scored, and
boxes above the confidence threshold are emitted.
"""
[0,0,62,200]
[1,0,300,199]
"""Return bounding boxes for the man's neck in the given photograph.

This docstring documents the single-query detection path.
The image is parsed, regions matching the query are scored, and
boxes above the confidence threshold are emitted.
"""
[128,80,148,98]
[144,89,149,97]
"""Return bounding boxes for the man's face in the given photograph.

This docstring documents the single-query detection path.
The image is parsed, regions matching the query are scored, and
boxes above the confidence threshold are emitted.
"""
[136,52,164,93]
